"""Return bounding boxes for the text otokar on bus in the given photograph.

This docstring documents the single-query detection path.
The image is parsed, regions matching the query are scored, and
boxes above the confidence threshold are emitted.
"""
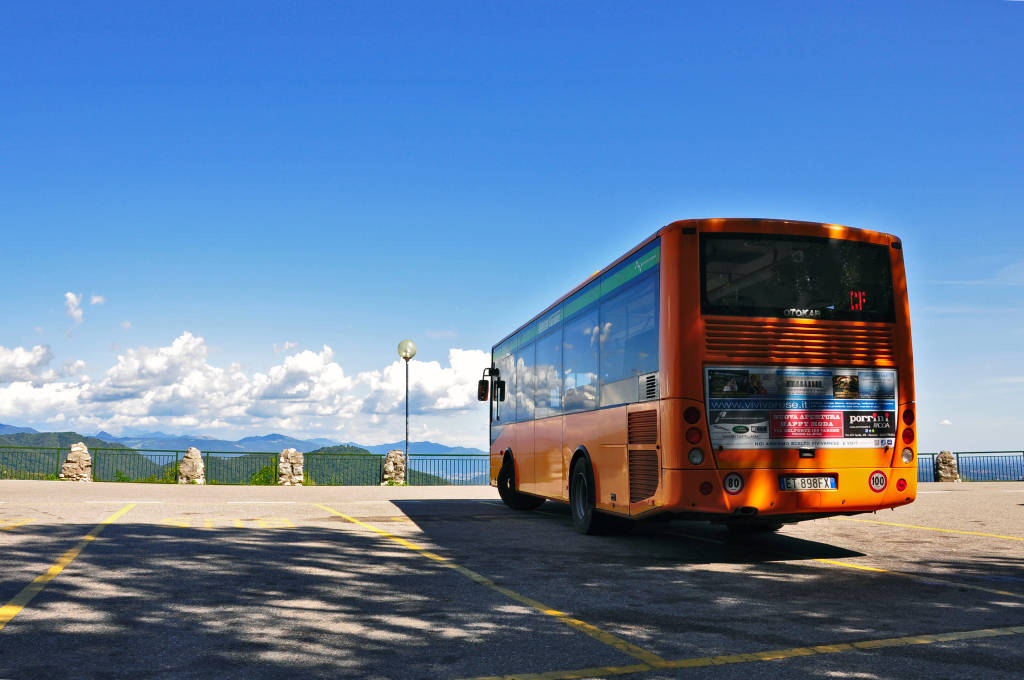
[478,218,915,534]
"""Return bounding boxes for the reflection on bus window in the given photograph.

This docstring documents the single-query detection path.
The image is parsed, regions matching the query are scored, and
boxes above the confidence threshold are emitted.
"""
[535,330,562,419]
[495,351,515,422]
[599,276,658,406]
[563,309,599,412]
[516,342,536,422]
[702,234,895,322]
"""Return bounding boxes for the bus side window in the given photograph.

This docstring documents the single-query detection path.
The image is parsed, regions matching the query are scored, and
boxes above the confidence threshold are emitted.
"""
[535,329,562,418]
[517,342,536,422]
[599,276,658,407]
[495,352,515,422]
[563,309,599,413]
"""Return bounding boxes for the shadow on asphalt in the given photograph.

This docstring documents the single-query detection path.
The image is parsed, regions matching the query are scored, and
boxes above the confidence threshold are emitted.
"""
[1,500,1022,680]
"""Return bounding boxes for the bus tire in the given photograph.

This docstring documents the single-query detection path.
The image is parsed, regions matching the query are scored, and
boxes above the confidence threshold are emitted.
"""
[497,456,545,511]
[570,458,611,534]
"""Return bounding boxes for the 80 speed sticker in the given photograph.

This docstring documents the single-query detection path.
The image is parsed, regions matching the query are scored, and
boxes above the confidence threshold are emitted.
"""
[723,472,744,495]
[869,470,888,493]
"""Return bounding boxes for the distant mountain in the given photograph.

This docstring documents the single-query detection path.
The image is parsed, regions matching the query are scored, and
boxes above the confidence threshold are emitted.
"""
[0,423,39,435]
[104,434,248,452]
[349,440,487,456]
[307,444,374,455]
[236,433,335,452]
[90,431,342,453]
[0,423,485,456]
[0,432,125,450]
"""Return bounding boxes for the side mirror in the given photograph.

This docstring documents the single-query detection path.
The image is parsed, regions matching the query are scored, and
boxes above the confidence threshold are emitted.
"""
[495,380,506,402]
[477,379,489,402]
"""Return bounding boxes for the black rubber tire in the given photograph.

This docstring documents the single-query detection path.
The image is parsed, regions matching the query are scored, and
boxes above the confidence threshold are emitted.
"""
[497,457,545,511]
[569,458,630,534]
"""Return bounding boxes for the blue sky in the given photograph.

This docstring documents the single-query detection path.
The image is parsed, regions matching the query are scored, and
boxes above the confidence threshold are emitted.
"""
[1,1,1022,450]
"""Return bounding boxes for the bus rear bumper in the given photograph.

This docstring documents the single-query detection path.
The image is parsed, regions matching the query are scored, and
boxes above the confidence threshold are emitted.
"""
[655,466,917,520]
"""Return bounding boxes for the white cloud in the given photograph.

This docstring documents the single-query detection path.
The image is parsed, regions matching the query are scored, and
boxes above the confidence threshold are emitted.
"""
[357,348,490,415]
[0,345,57,384]
[121,321,132,330]
[64,292,83,324]
[62,359,88,377]
[939,418,953,426]
[90,294,105,305]
[273,341,298,353]
[0,333,490,448]
[0,381,81,422]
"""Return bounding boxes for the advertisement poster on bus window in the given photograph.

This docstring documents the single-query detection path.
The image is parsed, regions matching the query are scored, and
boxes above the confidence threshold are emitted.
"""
[704,366,897,449]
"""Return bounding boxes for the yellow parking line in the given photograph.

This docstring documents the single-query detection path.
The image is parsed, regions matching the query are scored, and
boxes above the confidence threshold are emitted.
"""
[671,525,1022,599]
[839,517,1024,541]
[0,503,135,632]
[813,558,889,573]
[0,519,36,531]
[315,504,667,668]
[663,625,1024,668]
[460,625,1024,679]
[813,558,1022,599]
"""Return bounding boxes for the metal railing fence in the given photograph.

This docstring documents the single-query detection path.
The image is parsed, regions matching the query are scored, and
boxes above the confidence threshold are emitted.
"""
[92,449,180,483]
[7,445,1024,485]
[0,446,494,485]
[304,454,384,485]
[917,454,932,481]
[408,454,490,486]
[918,451,1024,482]
[0,446,63,480]
[203,452,279,485]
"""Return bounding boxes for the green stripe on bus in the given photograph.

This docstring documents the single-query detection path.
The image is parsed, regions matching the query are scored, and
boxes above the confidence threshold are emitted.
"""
[602,244,660,298]
[494,241,660,354]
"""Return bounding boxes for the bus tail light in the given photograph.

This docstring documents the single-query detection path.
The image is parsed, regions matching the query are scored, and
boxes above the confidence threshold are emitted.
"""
[700,481,713,495]
[901,448,914,464]
[684,407,701,424]
[902,409,915,426]
[686,427,702,444]
[688,448,704,465]
[902,429,914,445]
[896,478,907,492]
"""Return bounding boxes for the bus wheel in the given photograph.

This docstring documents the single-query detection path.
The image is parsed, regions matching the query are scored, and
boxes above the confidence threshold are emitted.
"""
[497,457,544,511]
[570,459,605,534]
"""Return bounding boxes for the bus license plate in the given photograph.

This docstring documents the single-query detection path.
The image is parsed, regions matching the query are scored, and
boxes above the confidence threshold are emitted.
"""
[779,475,837,491]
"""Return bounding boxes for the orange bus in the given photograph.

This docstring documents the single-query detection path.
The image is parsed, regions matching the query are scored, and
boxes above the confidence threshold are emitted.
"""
[478,218,916,533]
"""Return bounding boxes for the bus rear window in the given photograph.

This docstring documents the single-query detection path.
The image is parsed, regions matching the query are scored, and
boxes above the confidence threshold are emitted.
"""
[701,234,895,322]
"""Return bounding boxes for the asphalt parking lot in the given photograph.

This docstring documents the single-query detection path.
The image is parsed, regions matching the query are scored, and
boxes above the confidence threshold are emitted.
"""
[1,480,1022,680]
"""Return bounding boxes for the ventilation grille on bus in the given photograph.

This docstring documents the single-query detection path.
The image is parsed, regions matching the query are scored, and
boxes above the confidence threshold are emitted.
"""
[628,410,658,445]
[704,319,895,362]
[638,372,659,401]
[629,450,659,503]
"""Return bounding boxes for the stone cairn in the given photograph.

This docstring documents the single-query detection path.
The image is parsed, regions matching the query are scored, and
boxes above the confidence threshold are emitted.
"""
[177,446,206,484]
[933,450,961,482]
[382,449,406,485]
[59,442,92,482]
[278,448,304,486]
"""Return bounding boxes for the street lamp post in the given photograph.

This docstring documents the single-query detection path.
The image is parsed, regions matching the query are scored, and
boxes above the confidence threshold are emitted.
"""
[397,339,417,483]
